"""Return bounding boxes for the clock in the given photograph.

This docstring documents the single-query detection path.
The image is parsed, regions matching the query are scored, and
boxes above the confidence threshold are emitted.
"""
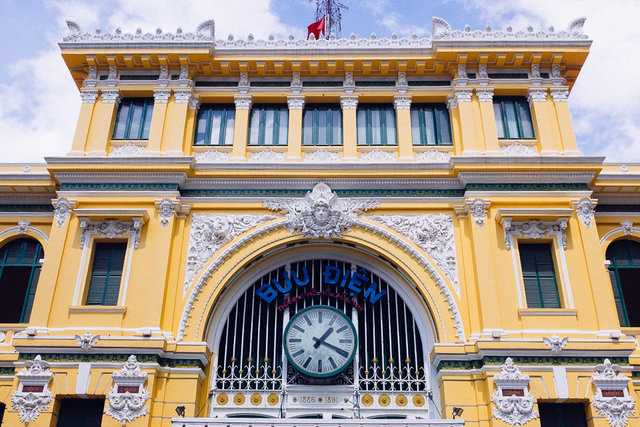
[283,305,357,378]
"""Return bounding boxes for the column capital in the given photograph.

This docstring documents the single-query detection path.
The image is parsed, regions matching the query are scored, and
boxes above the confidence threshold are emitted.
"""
[393,94,412,110]
[340,94,359,110]
[101,89,121,104]
[80,89,99,104]
[287,94,305,110]
[475,87,494,102]
[174,89,194,104]
[447,89,472,110]
[188,94,201,110]
[550,87,569,102]
[153,88,172,104]
[527,87,548,106]
[234,94,253,110]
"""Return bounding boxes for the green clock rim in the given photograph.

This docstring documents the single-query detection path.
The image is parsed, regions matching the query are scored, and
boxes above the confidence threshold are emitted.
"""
[283,305,358,379]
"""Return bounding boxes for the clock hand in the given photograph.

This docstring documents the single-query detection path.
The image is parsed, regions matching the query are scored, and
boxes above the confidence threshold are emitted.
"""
[312,327,334,349]
[313,340,349,358]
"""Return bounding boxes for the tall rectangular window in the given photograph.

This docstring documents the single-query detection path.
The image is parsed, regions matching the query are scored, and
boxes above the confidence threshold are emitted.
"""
[519,243,561,308]
[86,242,127,306]
[194,104,235,146]
[410,103,452,145]
[112,98,154,140]
[357,104,397,145]
[248,105,288,145]
[303,104,342,145]
[494,97,535,139]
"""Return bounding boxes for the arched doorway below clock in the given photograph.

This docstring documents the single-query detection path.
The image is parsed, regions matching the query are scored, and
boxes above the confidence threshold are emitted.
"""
[204,242,440,419]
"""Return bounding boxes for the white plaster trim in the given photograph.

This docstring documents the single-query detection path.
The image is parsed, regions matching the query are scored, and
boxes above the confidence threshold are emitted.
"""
[0,226,49,243]
[600,227,640,246]
[75,362,91,395]
[553,366,569,400]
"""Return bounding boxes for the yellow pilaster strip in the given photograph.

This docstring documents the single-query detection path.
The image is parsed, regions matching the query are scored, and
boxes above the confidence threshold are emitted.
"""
[231,95,252,161]
[450,90,477,155]
[146,89,171,156]
[286,95,305,161]
[162,89,193,155]
[69,90,98,155]
[475,88,500,154]
[528,88,559,155]
[340,95,358,161]
[86,90,119,156]
[394,94,414,161]
[551,88,581,154]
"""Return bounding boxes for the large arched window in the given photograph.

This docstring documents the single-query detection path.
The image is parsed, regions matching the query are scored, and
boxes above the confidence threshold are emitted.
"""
[0,238,44,323]
[606,239,640,327]
[207,248,435,419]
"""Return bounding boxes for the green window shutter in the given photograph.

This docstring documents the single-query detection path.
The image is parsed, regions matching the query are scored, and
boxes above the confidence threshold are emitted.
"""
[248,105,289,145]
[493,97,535,139]
[606,239,640,326]
[302,104,343,146]
[410,104,452,145]
[0,238,44,323]
[519,243,561,308]
[112,98,154,140]
[86,242,127,306]
[356,104,397,146]
[193,104,235,146]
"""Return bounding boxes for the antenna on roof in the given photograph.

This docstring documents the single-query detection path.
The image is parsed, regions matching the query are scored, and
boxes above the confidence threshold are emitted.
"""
[311,0,348,38]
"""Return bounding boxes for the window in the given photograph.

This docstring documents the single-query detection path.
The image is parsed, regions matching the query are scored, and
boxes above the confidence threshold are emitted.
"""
[410,103,452,145]
[494,97,535,139]
[357,104,397,145]
[85,242,127,306]
[56,398,105,427]
[302,104,342,145]
[539,402,588,427]
[519,243,561,308]
[606,239,640,327]
[112,98,154,140]
[248,105,288,145]
[194,104,235,146]
[0,238,43,323]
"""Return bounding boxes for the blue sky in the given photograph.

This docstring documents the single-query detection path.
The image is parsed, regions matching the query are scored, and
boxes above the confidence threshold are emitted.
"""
[0,0,638,163]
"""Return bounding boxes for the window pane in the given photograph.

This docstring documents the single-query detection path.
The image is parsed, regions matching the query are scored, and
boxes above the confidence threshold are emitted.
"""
[317,108,327,144]
[494,102,506,139]
[331,109,342,145]
[112,103,130,139]
[277,108,288,145]
[194,109,209,145]
[519,243,560,309]
[385,107,397,145]
[504,99,519,138]
[128,102,144,139]
[371,107,381,144]
[248,109,261,145]
[209,110,222,145]
[411,109,421,145]
[517,99,534,139]
[223,110,235,145]
[436,107,452,144]
[86,242,126,305]
[357,109,367,145]
[140,103,153,139]
[303,109,313,145]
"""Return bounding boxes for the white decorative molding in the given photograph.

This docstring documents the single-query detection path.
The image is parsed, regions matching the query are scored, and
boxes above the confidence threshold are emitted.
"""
[106,65,118,87]
[155,198,179,228]
[551,64,566,86]
[188,93,200,110]
[17,220,30,235]
[574,197,596,228]
[446,95,458,110]
[531,63,541,84]
[527,88,548,105]
[454,89,473,103]
[304,148,341,163]
[215,33,431,50]
[393,94,412,110]
[501,218,568,250]
[11,355,53,425]
[184,214,277,292]
[105,355,150,425]
[233,94,252,110]
[396,71,408,94]
[550,88,569,102]
[454,63,468,86]
[53,198,74,228]
[75,332,100,350]
[101,89,121,104]
[174,89,194,103]
[238,72,249,94]
[110,142,147,156]
[492,358,538,426]
[468,199,489,228]
[287,95,305,110]
[264,182,379,239]
[621,220,633,236]
[153,88,171,103]
[592,359,635,427]
[157,65,169,87]
[543,335,568,353]
[478,63,489,85]
[501,141,537,156]
[83,65,98,88]
[248,148,286,163]
[194,148,230,163]
[291,72,302,94]
[80,89,99,103]
[344,72,355,94]
[64,20,215,42]
[360,148,396,163]
[80,218,144,249]
[340,95,358,110]
[415,148,451,163]
[432,16,588,41]
[475,88,494,102]
[368,214,459,292]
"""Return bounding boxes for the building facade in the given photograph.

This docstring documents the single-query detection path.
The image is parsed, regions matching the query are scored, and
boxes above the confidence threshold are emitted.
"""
[0,16,638,426]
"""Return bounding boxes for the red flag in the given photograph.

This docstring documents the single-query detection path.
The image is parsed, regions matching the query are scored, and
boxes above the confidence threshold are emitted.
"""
[307,16,326,40]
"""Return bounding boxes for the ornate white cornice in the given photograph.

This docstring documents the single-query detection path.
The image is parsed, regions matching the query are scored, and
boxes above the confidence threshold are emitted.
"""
[340,95,358,110]
[63,19,215,43]
[287,95,305,110]
[234,94,252,110]
[501,217,568,250]
[105,355,150,425]
[79,217,144,249]
[527,88,548,106]
[393,94,412,110]
[491,358,538,426]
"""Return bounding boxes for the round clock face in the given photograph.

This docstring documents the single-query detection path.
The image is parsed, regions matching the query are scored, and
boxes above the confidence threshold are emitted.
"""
[284,305,357,378]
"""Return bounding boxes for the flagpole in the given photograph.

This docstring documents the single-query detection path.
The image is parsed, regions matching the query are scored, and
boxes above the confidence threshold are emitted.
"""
[326,0,331,39]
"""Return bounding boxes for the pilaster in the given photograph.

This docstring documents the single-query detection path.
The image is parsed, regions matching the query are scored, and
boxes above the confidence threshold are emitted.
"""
[85,90,120,156]
[527,88,560,155]
[146,88,171,156]
[340,95,359,160]
[393,94,413,160]
[448,89,476,155]
[231,95,252,161]
[286,95,305,161]
[475,87,500,153]
[69,89,98,155]
[551,87,581,154]
[162,89,192,155]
